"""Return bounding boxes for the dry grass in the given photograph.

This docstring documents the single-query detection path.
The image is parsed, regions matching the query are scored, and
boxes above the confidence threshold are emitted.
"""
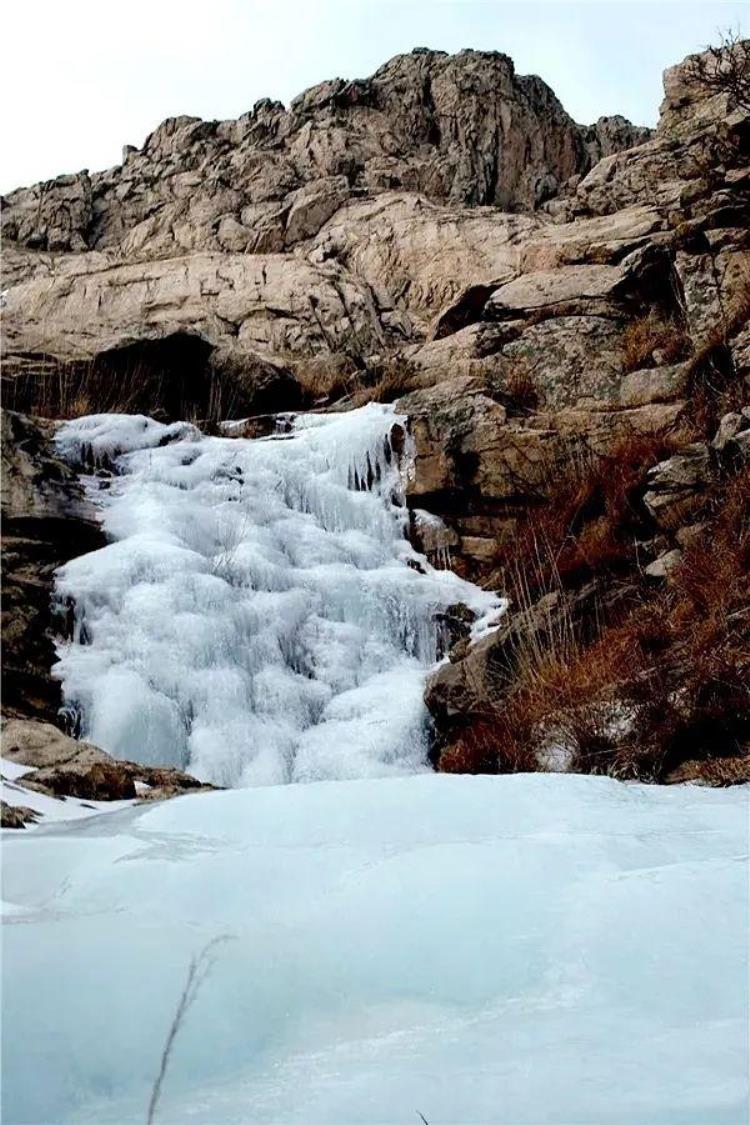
[350,360,417,406]
[1,357,146,418]
[1,348,235,426]
[293,355,354,406]
[295,354,418,409]
[439,462,750,781]
[437,272,749,783]
[488,356,540,415]
[620,312,689,373]
[490,429,680,600]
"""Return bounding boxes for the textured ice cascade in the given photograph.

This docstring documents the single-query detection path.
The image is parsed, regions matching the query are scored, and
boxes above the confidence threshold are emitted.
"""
[53,406,503,787]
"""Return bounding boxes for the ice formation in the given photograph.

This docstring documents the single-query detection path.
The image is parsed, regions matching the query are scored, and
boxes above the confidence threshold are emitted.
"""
[53,407,503,786]
[3,774,747,1125]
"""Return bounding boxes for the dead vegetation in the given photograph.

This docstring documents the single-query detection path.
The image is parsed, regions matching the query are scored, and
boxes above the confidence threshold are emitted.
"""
[1,334,241,426]
[488,356,540,415]
[294,353,418,409]
[438,426,750,783]
[620,312,689,373]
[2,355,152,419]
[488,429,681,600]
[684,29,750,114]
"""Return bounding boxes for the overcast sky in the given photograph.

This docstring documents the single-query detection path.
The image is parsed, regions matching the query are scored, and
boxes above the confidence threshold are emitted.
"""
[2,0,746,193]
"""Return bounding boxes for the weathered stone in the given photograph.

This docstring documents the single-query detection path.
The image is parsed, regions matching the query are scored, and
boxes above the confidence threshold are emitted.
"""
[712,411,746,451]
[643,443,712,529]
[644,548,684,580]
[498,315,626,409]
[485,263,631,317]
[1,718,215,804]
[24,761,138,801]
[619,363,689,406]
[1,801,40,829]
[1,411,105,723]
[1,49,647,259]
[1,718,110,770]
[284,176,349,245]
[675,522,707,547]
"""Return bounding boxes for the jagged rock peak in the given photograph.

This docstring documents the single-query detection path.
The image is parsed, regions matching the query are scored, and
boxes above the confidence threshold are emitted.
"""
[1,46,649,254]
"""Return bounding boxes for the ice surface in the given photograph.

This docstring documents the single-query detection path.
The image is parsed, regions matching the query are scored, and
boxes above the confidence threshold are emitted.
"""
[2,774,747,1124]
[53,407,503,786]
[13,407,743,1125]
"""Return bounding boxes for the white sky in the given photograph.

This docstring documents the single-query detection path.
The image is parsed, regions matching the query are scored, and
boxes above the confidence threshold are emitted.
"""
[2,0,746,193]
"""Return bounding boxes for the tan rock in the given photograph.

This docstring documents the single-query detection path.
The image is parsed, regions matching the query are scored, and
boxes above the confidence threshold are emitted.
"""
[644,548,683,580]
[712,412,746,451]
[619,363,689,407]
[485,263,629,316]
[1,718,215,804]
[1,718,109,770]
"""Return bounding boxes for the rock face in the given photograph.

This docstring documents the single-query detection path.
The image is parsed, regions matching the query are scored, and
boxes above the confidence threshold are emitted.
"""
[1,46,744,440]
[1,410,105,722]
[1,48,647,409]
[1,42,748,784]
[2,49,647,256]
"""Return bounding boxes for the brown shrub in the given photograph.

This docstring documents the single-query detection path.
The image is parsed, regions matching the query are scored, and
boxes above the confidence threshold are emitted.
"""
[294,355,417,409]
[438,721,506,774]
[491,430,680,600]
[350,359,417,407]
[293,355,354,406]
[2,356,150,419]
[491,357,540,415]
[447,461,750,781]
[620,313,689,373]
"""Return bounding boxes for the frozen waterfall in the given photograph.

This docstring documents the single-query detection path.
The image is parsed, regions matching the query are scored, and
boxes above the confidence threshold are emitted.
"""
[52,406,503,787]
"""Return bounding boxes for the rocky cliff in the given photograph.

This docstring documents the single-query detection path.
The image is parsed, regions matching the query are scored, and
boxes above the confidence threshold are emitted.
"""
[2,49,648,253]
[2,41,748,787]
[1,48,647,399]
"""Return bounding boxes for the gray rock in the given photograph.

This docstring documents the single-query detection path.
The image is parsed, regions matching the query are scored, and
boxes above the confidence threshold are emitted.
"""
[619,363,689,407]
[712,412,746,451]
[644,548,683,579]
[643,443,712,529]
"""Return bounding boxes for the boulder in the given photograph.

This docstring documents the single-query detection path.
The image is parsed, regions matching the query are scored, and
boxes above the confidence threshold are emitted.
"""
[644,548,684,580]
[484,263,631,318]
[1,802,40,829]
[1,719,214,804]
[619,363,689,407]
[1,718,110,770]
[643,443,712,528]
[712,411,747,451]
